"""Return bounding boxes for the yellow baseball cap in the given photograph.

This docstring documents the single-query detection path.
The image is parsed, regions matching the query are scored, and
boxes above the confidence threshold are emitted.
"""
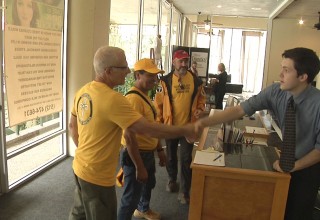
[134,58,164,74]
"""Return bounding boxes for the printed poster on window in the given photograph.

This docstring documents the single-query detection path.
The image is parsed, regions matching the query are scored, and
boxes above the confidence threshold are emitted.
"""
[4,0,64,126]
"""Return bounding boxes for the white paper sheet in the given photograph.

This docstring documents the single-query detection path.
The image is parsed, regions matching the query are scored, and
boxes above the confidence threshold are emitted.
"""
[193,151,225,167]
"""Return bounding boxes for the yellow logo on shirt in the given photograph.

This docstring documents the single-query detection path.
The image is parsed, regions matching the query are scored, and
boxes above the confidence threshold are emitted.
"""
[77,93,92,125]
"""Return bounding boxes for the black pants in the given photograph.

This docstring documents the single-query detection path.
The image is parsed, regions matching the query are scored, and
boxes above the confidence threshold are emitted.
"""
[165,137,194,195]
[215,91,225,109]
[285,162,320,220]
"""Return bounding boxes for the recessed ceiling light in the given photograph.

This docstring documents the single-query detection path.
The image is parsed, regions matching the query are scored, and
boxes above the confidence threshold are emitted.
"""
[251,7,261,10]
[299,19,304,25]
[217,5,222,8]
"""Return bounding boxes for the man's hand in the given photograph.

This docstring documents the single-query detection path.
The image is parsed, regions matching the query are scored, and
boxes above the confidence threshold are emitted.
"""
[194,119,205,133]
[124,128,148,183]
[273,160,284,172]
[273,159,296,173]
[69,114,79,147]
[158,150,166,167]
[185,122,204,143]
[194,109,202,119]
[136,165,148,183]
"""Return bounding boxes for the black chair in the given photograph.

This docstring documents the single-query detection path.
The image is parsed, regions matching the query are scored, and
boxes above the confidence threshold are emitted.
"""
[227,74,231,83]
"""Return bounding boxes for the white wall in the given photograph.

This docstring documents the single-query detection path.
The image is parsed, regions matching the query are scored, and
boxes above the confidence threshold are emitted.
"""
[264,18,320,87]
[67,0,111,156]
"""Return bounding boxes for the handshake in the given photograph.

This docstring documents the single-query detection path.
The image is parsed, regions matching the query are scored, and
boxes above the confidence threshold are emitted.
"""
[184,119,206,143]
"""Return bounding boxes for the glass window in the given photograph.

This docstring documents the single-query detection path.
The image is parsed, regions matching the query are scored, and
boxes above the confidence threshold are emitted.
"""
[208,29,224,74]
[240,31,267,93]
[109,0,139,68]
[140,0,158,60]
[7,135,64,184]
[200,27,266,94]
[2,0,67,190]
[170,8,180,48]
[160,0,171,73]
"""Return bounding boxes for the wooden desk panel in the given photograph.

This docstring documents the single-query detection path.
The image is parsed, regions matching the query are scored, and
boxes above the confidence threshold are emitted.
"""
[189,165,290,220]
[189,110,290,220]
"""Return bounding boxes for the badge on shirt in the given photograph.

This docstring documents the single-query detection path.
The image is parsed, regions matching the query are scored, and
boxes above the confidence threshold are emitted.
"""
[77,93,93,125]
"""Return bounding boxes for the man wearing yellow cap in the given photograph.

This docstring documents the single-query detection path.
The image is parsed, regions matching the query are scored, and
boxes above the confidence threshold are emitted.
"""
[154,50,206,204]
[118,59,165,220]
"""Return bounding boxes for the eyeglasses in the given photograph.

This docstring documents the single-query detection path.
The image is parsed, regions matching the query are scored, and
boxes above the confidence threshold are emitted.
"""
[110,66,129,70]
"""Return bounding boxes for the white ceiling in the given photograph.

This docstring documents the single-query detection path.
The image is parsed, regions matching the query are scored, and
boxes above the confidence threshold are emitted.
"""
[172,0,320,20]
[172,0,286,18]
[110,0,320,28]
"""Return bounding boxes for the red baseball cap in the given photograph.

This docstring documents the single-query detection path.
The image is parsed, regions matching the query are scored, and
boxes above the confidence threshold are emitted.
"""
[173,50,189,60]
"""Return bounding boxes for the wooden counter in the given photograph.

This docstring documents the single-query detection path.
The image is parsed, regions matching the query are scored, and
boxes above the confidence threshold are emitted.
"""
[189,111,290,220]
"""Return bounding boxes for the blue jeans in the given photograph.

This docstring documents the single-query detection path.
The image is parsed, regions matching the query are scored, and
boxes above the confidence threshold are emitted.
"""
[166,137,193,195]
[117,148,156,220]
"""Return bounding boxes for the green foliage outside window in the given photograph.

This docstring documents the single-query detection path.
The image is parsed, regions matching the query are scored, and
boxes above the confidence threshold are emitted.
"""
[114,70,158,100]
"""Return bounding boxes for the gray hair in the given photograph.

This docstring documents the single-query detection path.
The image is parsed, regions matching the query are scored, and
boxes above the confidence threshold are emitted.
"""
[93,46,124,76]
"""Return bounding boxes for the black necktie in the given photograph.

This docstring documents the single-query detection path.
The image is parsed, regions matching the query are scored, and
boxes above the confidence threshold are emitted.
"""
[279,96,296,172]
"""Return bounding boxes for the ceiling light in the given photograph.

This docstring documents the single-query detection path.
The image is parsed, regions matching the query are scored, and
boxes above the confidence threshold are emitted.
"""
[299,19,304,25]
[251,7,261,10]
[217,5,222,8]
[205,23,210,30]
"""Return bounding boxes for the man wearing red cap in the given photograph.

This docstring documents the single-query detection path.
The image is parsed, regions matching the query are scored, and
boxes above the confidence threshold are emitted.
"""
[154,50,206,204]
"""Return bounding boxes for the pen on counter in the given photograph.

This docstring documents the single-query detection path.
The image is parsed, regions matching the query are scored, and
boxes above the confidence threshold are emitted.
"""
[213,154,222,161]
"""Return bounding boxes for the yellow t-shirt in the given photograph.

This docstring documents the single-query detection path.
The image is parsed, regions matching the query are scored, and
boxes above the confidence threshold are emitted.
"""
[172,72,194,125]
[121,87,158,150]
[71,81,142,187]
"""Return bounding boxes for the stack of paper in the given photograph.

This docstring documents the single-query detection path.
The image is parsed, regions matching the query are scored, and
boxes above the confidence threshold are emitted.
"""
[193,151,225,167]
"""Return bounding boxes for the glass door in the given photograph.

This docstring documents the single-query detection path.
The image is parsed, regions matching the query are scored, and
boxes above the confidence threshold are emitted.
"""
[0,0,7,194]
[0,0,67,193]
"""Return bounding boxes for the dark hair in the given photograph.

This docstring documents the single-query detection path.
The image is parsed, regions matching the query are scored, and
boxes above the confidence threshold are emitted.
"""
[12,0,40,28]
[282,47,320,83]
[133,70,145,80]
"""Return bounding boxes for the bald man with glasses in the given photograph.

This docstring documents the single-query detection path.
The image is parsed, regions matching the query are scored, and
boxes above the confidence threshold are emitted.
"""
[68,46,201,220]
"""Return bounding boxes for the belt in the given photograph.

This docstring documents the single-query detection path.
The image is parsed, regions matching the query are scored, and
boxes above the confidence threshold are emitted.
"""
[139,149,155,153]
[122,146,155,153]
